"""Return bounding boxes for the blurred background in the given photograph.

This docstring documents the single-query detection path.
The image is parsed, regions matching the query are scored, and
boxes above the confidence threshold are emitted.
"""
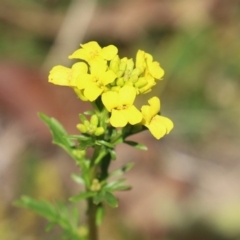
[1,0,240,239]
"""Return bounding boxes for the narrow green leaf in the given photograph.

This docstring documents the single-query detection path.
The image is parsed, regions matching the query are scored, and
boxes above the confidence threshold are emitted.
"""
[79,113,88,122]
[70,192,96,202]
[110,185,132,191]
[71,174,85,186]
[104,192,118,208]
[109,162,134,177]
[96,140,114,148]
[84,110,95,115]
[109,149,117,160]
[38,113,76,159]
[124,140,148,150]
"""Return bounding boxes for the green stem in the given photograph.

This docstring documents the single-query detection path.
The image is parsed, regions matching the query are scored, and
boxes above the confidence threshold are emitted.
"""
[87,198,98,240]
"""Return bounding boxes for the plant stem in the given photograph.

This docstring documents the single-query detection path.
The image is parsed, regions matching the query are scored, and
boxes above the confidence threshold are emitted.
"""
[87,198,98,240]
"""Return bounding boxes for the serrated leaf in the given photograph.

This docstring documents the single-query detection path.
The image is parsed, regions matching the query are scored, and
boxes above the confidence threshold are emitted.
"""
[70,192,96,202]
[124,140,148,150]
[104,192,118,208]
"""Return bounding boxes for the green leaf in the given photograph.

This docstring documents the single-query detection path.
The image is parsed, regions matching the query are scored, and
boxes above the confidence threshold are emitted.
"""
[103,192,118,208]
[109,162,134,177]
[110,185,132,191]
[38,113,76,159]
[84,110,95,115]
[79,113,88,122]
[93,192,104,205]
[14,196,81,239]
[71,174,85,186]
[70,192,96,202]
[124,140,148,150]
[96,140,114,148]
[96,205,104,226]
[109,149,117,160]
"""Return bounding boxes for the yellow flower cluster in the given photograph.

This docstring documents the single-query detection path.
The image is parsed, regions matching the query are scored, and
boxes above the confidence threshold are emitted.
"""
[48,41,173,139]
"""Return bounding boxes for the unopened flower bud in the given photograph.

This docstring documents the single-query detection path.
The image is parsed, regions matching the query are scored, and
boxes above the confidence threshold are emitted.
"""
[110,55,120,73]
[134,77,148,88]
[83,120,90,127]
[117,58,127,77]
[126,59,134,72]
[94,127,104,136]
[90,114,98,126]
[116,77,124,86]
[124,81,133,86]
[90,178,101,191]
[77,123,87,133]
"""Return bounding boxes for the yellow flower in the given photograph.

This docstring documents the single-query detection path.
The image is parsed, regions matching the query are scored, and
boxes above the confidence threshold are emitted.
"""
[76,62,116,101]
[69,41,118,64]
[102,86,142,127]
[136,50,164,80]
[141,97,173,139]
[48,62,88,87]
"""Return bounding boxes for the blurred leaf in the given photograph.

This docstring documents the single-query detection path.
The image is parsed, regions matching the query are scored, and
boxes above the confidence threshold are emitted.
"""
[103,192,118,208]
[124,140,148,150]
[14,196,81,239]
[109,162,134,177]
[71,174,85,186]
[70,192,96,202]
[38,113,76,159]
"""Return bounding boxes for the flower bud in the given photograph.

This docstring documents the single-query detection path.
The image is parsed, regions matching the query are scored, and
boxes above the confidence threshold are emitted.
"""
[94,127,104,136]
[134,77,148,88]
[126,59,134,72]
[117,58,127,77]
[90,114,99,126]
[77,123,87,133]
[124,81,133,86]
[116,77,124,86]
[109,55,120,73]
[90,178,101,191]
[83,120,90,127]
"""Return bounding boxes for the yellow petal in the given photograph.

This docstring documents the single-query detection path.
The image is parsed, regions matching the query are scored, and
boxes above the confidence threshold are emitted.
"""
[126,106,142,125]
[110,109,128,127]
[102,91,119,111]
[100,70,116,86]
[101,45,118,60]
[68,48,87,60]
[76,74,92,90]
[84,82,103,101]
[119,86,136,105]
[71,62,88,86]
[147,115,173,139]
[48,66,71,86]
[81,41,101,51]
[148,97,161,117]
[148,62,164,79]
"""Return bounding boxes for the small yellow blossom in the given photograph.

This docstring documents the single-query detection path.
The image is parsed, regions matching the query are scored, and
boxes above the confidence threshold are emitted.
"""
[141,97,173,139]
[102,86,142,127]
[76,62,116,101]
[136,50,164,79]
[69,41,118,64]
[48,62,88,87]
